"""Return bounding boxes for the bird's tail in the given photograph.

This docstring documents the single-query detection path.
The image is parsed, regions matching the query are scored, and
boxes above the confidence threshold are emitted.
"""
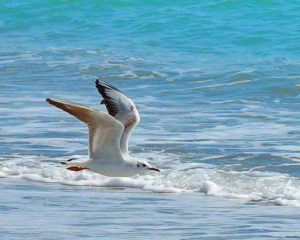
[60,157,77,165]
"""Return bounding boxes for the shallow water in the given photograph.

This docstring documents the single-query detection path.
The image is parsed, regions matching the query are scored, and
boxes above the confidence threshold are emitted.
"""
[1,1,300,239]
[1,178,300,240]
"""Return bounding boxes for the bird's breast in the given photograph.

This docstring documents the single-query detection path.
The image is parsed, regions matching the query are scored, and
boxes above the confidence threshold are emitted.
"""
[87,162,138,177]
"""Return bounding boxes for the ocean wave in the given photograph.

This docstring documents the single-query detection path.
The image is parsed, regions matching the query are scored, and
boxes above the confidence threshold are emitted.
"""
[1,155,300,207]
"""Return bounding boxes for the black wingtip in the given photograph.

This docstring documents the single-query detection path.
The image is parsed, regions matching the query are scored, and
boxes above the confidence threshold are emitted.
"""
[94,79,123,93]
[95,79,107,88]
[46,98,54,104]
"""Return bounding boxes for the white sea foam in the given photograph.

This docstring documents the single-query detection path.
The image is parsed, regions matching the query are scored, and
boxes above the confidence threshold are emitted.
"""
[1,155,300,207]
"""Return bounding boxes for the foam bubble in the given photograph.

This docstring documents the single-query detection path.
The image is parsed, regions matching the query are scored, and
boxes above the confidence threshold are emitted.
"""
[1,155,300,206]
[199,180,220,195]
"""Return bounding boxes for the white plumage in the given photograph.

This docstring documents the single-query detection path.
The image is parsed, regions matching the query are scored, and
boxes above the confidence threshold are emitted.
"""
[46,80,160,177]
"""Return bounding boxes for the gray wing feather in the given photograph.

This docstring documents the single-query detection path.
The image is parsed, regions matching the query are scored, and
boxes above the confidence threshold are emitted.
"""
[46,98,124,162]
[95,80,140,155]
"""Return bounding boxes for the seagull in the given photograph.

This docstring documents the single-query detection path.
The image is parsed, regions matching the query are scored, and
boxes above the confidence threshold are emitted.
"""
[46,80,160,177]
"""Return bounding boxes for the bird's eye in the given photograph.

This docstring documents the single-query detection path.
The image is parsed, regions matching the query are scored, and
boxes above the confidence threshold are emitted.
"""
[137,164,140,168]
[142,164,146,167]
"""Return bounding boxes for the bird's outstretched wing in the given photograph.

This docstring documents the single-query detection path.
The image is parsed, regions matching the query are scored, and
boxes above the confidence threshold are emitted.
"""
[46,98,124,162]
[95,80,140,156]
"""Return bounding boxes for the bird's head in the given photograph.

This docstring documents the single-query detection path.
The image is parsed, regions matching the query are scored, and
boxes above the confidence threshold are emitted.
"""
[136,160,160,173]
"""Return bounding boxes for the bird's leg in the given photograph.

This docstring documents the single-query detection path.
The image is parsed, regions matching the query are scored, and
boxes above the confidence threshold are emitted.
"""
[67,166,89,171]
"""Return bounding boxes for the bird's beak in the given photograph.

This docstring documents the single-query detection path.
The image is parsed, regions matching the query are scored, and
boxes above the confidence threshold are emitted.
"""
[148,167,160,172]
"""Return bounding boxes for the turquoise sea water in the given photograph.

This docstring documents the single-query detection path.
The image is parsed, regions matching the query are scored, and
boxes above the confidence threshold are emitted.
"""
[1,1,300,239]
